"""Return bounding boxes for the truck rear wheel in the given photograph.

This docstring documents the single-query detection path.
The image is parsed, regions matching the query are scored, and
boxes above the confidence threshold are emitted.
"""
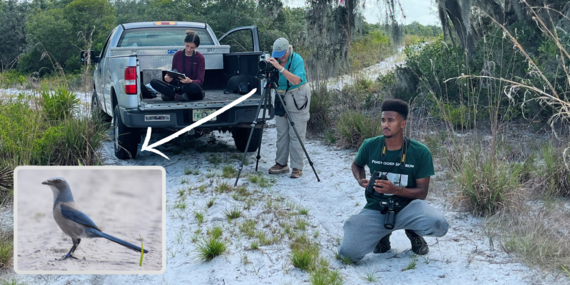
[232,128,262,152]
[114,105,140,159]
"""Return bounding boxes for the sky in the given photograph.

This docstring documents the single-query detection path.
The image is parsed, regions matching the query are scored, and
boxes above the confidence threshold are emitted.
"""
[282,0,440,26]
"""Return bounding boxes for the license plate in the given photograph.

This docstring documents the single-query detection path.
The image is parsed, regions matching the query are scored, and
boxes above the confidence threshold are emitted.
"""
[193,109,217,122]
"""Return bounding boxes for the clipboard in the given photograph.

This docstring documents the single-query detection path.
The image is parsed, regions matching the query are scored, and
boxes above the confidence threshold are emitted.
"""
[163,70,186,81]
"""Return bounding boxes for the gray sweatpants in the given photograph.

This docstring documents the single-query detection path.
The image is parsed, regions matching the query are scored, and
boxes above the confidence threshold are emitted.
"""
[338,199,449,263]
[275,84,311,170]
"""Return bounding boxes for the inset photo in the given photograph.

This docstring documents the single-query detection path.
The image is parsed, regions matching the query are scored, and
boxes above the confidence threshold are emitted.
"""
[14,166,165,274]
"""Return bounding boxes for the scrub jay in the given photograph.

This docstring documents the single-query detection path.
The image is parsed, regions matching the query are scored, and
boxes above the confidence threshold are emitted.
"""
[42,176,149,260]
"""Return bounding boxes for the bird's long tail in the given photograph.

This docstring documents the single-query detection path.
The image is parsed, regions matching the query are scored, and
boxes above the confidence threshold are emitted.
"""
[92,230,149,253]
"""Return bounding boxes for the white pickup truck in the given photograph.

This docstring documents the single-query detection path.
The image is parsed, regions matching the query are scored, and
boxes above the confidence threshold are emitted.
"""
[84,21,274,159]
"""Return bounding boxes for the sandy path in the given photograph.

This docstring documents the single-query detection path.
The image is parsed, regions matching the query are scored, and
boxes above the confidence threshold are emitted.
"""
[5,123,564,284]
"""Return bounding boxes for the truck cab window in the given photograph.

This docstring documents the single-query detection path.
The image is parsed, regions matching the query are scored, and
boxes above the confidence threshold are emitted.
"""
[118,28,213,47]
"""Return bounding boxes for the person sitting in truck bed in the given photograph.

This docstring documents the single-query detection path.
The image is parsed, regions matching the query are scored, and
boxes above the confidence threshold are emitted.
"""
[150,30,206,101]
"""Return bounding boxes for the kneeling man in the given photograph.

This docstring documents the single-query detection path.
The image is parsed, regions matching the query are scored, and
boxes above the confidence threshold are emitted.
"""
[338,99,448,263]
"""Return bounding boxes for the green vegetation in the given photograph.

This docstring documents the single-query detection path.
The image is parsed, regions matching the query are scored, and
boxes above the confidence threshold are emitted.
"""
[0,230,13,268]
[197,236,226,262]
[0,92,106,168]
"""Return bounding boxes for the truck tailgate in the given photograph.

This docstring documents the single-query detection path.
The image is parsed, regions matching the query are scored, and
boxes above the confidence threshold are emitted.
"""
[139,90,264,111]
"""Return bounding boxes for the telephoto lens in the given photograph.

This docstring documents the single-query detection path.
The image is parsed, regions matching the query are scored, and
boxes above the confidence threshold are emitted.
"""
[258,60,275,72]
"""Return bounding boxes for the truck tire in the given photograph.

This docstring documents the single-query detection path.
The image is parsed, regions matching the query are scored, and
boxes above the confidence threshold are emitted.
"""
[113,105,140,159]
[232,128,262,152]
[91,90,111,122]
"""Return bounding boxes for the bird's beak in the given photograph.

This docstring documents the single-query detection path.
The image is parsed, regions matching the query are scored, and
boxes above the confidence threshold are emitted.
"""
[41,180,50,185]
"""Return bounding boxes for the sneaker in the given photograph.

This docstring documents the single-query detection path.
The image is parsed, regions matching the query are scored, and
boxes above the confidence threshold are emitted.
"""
[268,163,289,174]
[405,229,429,255]
[373,233,392,253]
[290,168,302,178]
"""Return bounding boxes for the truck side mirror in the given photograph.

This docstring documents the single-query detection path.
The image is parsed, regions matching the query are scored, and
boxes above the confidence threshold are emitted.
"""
[80,50,100,65]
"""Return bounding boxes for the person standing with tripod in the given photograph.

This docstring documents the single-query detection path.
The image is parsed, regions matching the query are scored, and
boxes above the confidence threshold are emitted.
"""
[266,38,311,178]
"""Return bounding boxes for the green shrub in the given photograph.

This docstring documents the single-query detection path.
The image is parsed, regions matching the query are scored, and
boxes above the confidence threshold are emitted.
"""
[0,93,105,166]
[40,87,80,121]
[308,84,333,134]
[454,149,525,216]
[0,231,13,268]
[0,70,26,88]
[335,110,380,149]
[431,103,474,129]
[0,166,13,199]
[540,143,570,197]
[0,95,47,165]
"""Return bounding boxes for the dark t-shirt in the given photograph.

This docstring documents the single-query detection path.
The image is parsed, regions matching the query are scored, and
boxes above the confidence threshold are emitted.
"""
[354,136,434,210]
[171,50,205,86]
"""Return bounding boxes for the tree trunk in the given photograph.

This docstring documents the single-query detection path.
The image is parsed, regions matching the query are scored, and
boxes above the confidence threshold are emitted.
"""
[445,0,476,57]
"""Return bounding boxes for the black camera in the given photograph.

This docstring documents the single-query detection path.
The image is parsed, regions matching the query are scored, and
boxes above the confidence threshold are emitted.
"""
[365,171,396,229]
[258,59,277,72]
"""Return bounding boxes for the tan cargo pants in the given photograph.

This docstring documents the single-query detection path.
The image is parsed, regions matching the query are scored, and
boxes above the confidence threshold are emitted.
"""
[274,83,311,170]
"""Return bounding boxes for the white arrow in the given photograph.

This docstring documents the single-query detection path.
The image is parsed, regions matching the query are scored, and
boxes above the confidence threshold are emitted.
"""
[141,88,257,160]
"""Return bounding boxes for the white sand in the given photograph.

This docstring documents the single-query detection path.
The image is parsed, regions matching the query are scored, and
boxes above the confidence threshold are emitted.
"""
[6,122,565,284]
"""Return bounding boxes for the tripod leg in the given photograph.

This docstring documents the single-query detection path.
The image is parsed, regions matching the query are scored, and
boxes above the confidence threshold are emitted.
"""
[234,87,270,187]
[255,91,270,172]
[274,88,320,182]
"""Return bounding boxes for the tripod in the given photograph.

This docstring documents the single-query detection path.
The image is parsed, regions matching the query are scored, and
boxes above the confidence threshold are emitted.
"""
[234,72,320,186]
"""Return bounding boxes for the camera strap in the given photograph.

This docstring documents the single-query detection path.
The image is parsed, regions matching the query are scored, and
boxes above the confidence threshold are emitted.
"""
[285,53,308,111]
[380,137,409,171]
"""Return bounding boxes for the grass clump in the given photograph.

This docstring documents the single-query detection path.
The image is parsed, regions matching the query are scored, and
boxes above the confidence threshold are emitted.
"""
[292,248,316,271]
[40,87,80,121]
[224,207,242,221]
[0,167,14,199]
[539,142,570,197]
[248,172,276,188]
[194,212,204,225]
[206,198,215,208]
[222,165,237,178]
[453,149,525,216]
[209,227,223,239]
[197,237,226,262]
[239,219,257,238]
[0,230,13,268]
[215,181,233,193]
[290,234,319,271]
[310,265,343,285]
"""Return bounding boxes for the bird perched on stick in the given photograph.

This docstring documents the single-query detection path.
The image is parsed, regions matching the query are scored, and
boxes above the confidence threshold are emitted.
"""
[42,176,148,260]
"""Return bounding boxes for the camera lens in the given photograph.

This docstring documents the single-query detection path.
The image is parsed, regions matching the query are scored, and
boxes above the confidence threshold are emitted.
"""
[258,60,274,72]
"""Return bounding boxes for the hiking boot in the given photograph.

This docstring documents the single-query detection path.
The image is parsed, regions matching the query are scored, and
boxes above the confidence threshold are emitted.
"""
[405,229,429,255]
[268,163,289,174]
[373,233,392,254]
[290,168,303,178]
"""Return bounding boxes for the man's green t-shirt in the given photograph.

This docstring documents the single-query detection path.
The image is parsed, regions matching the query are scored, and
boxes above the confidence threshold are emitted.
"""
[354,136,434,210]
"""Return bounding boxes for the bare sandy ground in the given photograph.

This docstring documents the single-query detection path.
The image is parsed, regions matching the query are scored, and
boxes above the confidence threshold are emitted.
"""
[14,167,164,273]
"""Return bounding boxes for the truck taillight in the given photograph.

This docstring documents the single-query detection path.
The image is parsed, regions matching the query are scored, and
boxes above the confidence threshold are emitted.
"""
[125,66,137,94]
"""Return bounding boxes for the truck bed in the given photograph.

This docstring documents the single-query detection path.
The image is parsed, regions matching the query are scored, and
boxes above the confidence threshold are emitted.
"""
[140,88,266,110]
